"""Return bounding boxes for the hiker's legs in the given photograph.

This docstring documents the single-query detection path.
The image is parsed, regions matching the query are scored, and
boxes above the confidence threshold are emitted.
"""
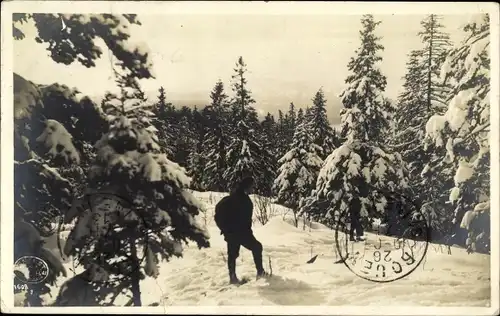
[349,213,357,240]
[240,233,264,273]
[350,212,363,239]
[226,238,241,279]
[356,219,364,236]
[349,223,355,240]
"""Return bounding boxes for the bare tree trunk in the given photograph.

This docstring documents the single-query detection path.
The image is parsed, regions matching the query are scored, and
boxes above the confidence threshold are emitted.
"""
[130,239,142,306]
[292,209,298,228]
[268,256,273,276]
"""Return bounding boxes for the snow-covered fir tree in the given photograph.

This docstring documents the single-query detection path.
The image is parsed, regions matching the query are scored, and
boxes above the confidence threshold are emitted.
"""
[381,97,396,140]
[14,74,108,306]
[391,15,454,233]
[423,15,490,253]
[297,108,305,126]
[13,13,195,307]
[225,118,276,196]
[246,105,262,131]
[305,106,313,121]
[224,57,275,194]
[173,108,195,167]
[158,86,167,108]
[187,107,207,190]
[229,56,256,124]
[418,14,453,115]
[338,14,391,146]
[302,15,407,229]
[285,102,297,146]
[310,89,337,159]
[256,121,278,197]
[201,80,231,192]
[60,65,210,306]
[261,112,279,165]
[393,50,428,179]
[276,109,288,159]
[14,65,115,253]
[274,118,323,226]
[152,86,175,157]
[394,16,452,156]
[224,120,261,192]
[14,116,76,306]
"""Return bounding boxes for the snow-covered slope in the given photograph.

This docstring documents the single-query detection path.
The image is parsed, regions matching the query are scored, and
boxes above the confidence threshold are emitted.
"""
[33,191,491,307]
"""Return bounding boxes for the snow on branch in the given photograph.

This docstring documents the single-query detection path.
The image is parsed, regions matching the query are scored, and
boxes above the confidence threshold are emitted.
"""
[36,119,80,164]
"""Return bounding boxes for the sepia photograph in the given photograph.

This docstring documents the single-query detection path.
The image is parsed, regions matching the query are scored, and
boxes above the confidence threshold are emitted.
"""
[1,1,498,315]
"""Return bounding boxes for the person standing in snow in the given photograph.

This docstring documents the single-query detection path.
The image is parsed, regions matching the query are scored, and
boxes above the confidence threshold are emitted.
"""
[349,197,365,241]
[214,176,268,284]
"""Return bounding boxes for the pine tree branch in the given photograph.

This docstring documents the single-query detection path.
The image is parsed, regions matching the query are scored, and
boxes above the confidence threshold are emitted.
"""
[454,122,491,145]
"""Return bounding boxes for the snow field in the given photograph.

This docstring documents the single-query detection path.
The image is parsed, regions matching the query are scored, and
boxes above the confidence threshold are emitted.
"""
[39,191,490,307]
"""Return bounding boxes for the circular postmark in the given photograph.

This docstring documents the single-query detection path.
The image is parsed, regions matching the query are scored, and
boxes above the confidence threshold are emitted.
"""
[62,190,151,284]
[14,256,50,284]
[334,192,429,283]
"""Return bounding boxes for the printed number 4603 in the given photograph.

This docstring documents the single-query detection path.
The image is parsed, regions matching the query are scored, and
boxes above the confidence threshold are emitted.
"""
[14,284,28,291]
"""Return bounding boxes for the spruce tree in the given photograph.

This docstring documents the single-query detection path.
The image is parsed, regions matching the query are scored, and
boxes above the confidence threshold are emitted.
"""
[274,117,323,226]
[391,15,453,228]
[297,108,305,126]
[310,89,337,159]
[224,56,257,191]
[285,102,297,146]
[230,56,255,123]
[158,86,167,109]
[305,107,313,121]
[61,65,209,306]
[256,119,278,197]
[173,112,194,167]
[14,75,107,306]
[394,51,427,141]
[276,110,288,159]
[224,120,260,192]
[261,113,279,160]
[202,80,231,191]
[13,13,161,306]
[392,51,430,203]
[152,86,175,157]
[304,15,407,228]
[423,15,490,253]
[187,107,207,190]
[14,117,76,306]
[418,14,453,115]
[338,13,390,145]
[224,57,275,194]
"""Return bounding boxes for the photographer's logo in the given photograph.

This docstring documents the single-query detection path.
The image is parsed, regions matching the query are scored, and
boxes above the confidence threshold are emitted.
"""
[14,256,50,284]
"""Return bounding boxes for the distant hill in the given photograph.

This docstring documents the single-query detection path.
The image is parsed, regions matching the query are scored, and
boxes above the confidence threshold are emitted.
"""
[86,89,345,124]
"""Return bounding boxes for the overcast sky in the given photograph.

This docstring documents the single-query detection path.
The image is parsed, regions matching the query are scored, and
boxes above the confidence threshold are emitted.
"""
[14,13,477,123]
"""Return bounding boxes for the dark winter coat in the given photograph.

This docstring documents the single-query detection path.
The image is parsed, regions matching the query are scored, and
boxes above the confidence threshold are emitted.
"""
[219,189,254,236]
